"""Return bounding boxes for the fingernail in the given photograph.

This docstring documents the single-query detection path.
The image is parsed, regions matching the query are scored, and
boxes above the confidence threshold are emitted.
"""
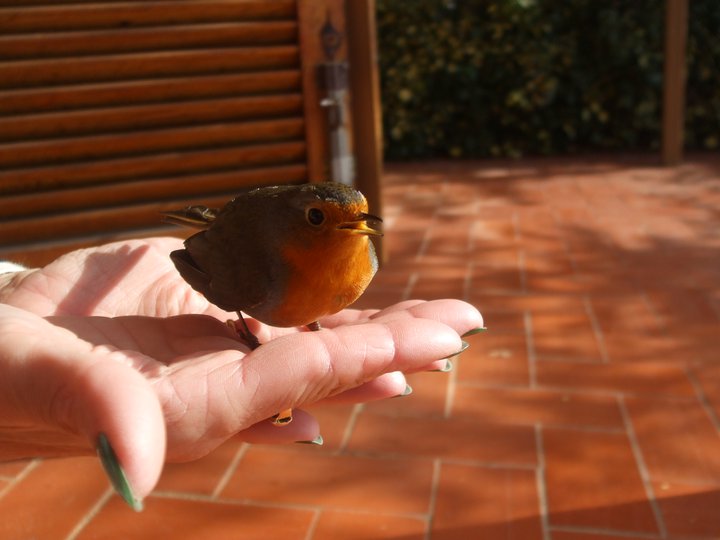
[393,384,413,398]
[96,433,143,512]
[430,359,454,373]
[462,327,488,337]
[441,340,469,360]
[296,435,324,446]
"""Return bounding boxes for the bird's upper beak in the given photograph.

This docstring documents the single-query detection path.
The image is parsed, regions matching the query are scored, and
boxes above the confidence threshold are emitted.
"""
[337,212,383,236]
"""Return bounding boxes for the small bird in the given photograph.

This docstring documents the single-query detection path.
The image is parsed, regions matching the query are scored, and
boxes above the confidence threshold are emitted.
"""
[162,181,382,425]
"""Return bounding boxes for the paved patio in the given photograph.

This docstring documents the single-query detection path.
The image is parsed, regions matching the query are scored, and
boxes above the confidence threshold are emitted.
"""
[1,155,720,539]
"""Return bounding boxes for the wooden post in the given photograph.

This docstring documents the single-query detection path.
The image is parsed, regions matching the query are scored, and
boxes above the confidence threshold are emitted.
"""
[662,0,689,165]
[347,0,385,261]
[296,0,348,182]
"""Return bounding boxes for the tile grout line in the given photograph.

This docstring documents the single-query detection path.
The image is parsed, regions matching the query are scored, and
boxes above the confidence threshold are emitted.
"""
[153,490,429,520]
[517,249,528,293]
[465,202,482,284]
[528,354,615,365]
[414,207,437,262]
[344,448,538,471]
[558,213,581,277]
[444,266,468,418]
[549,524,663,539]
[211,442,250,499]
[0,458,40,500]
[462,260,474,303]
[457,379,700,403]
[534,423,551,540]
[302,508,323,540]
[64,487,113,540]
[706,293,720,324]
[512,210,522,243]
[443,358,457,420]
[467,215,478,254]
[684,366,720,435]
[617,395,668,539]
[524,311,537,388]
[582,295,610,364]
[640,290,666,326]
[423,458,442,540]
[338,403,363,453]
[401,272,419,302]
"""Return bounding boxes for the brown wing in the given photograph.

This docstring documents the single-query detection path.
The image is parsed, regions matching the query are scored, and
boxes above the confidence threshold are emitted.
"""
[169,246,214,302]
[170,197,283,315]
[161,206,219,229]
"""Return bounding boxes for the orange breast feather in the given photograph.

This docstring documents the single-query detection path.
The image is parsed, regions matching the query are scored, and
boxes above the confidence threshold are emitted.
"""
[272,233,376,327]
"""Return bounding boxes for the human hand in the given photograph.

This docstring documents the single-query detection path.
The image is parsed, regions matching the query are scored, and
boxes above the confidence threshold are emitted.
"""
[0,297,481,509]
[0,238,482,508]
[0,237,226,318]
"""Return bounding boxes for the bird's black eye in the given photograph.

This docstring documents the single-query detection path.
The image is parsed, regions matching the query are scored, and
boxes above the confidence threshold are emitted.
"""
[306,207,325,226]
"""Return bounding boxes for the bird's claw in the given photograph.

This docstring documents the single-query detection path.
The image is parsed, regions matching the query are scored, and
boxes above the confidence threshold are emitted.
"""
[267,322,320,426]
[271,408,293,426]
[226,318,260,350]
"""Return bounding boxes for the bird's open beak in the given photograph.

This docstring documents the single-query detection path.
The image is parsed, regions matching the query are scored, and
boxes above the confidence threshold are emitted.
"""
[338,212,383,236]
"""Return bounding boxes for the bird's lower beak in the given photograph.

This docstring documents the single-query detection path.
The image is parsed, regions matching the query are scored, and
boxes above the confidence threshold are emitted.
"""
[338,213,383,236]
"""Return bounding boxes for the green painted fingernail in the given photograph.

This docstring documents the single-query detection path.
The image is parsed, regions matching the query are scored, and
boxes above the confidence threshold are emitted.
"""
[431,359,454,373]
[441,340,469,360]
[296,435,324,446]
[96,433,143,512]
[462,327,487,337]
[393,384,413,398]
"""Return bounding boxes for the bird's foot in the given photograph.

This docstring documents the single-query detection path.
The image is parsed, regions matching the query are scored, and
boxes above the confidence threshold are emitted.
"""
[267,323,319,426]
[271,408,293,426]
[226,317,261,350]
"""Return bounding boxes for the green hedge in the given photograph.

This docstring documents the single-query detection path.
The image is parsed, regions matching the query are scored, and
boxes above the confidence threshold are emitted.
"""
[377,0,720,158]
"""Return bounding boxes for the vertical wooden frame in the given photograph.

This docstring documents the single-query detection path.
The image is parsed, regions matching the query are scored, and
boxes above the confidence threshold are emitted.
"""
[347,0,385,261]
[296,0,349,183]
[662,0,689,165]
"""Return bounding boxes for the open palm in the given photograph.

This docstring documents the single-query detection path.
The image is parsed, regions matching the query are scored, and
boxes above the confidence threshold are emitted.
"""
[0,238,482,503]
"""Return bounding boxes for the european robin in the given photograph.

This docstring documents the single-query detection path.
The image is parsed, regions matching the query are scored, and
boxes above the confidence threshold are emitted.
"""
[162,181,383,425]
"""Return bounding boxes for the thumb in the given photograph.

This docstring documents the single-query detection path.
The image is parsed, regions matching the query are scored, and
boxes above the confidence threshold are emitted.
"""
[67,353,166,510]
[0,307,165,510]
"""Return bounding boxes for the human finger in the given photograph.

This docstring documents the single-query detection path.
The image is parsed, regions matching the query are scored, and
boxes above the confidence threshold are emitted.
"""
[366,299,483,336]
[0,307,166,510]
[318,371,409,404]
[155,316,461,458]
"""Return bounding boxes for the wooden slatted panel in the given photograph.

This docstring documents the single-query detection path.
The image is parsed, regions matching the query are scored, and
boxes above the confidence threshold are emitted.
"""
[0,0,311,263]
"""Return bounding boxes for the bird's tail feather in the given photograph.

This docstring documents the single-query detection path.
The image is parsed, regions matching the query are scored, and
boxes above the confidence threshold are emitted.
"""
[161,206,219,229]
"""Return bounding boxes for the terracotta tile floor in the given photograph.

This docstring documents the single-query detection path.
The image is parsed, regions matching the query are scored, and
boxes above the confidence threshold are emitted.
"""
[2,155,720,539]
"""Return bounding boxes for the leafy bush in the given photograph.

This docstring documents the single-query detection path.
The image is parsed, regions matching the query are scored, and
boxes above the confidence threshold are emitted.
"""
[377,0,719,158]
[685,1,720,151]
